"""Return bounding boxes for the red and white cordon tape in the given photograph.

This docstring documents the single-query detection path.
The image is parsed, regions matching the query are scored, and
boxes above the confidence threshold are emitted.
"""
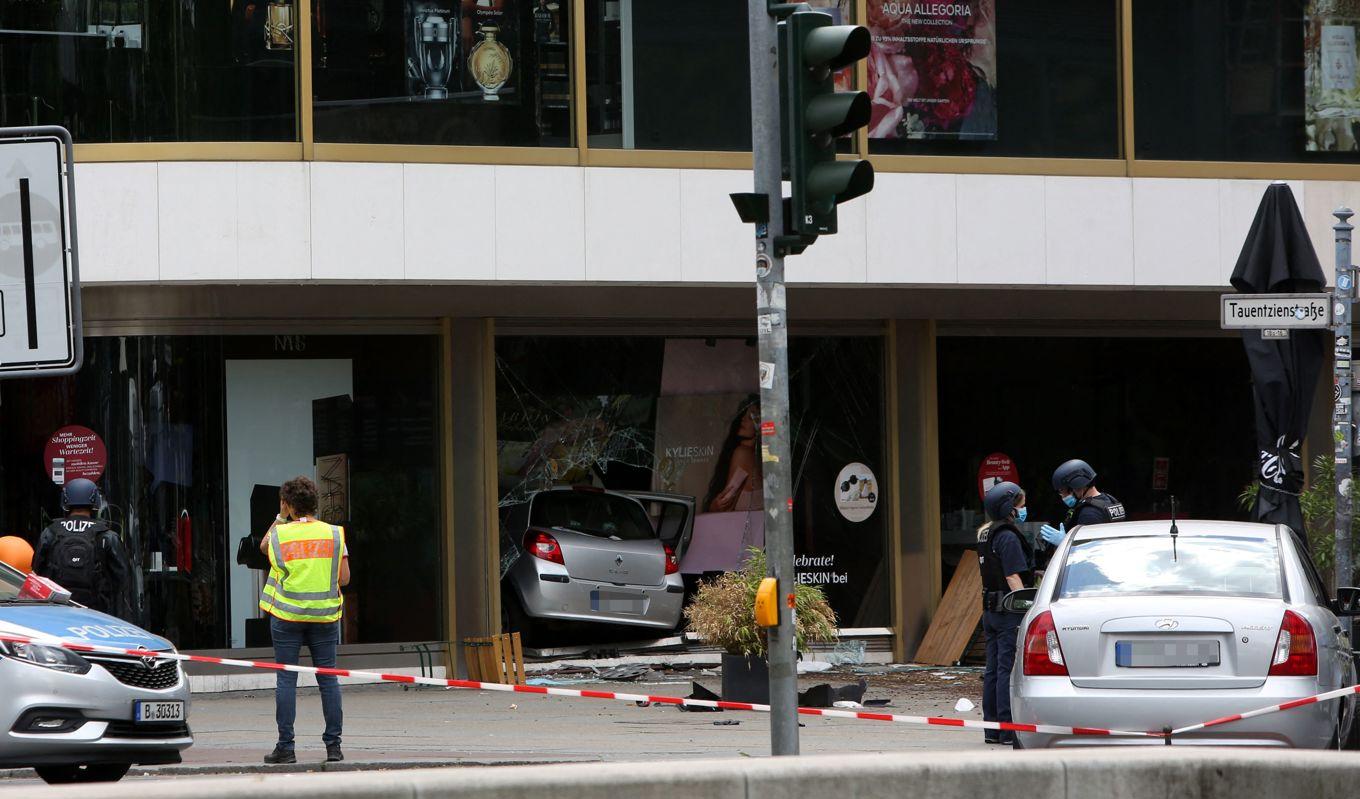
[1171,683,1360,736]
[0,632,1153,739]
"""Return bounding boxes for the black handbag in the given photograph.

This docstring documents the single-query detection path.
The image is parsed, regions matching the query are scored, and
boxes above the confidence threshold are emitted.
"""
[236,533,270,570]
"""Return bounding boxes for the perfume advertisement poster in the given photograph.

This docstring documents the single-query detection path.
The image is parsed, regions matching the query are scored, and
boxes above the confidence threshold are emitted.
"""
[464,0,518,102]
[1306,3,1360,151]
[867,1,998,141]
[406,3,458,100]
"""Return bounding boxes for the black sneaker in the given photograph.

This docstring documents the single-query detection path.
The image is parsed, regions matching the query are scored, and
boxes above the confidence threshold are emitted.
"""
[263,746,296,765]
[326,745,344,763]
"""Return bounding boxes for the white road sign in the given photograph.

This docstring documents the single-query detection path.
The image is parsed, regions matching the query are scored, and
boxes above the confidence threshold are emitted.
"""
[0,127,81,378]
[1220,293,1332,329]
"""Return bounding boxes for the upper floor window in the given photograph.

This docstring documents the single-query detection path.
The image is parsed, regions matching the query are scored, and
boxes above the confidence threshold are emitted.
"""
[312,0,573,147]
[0,1,299,143]
[1134,0,1356,163]
[868,0,1119,159]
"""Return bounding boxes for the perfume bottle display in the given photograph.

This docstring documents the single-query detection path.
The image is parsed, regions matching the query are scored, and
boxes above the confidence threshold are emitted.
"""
[468,24,513,101]
[265,2,295,51]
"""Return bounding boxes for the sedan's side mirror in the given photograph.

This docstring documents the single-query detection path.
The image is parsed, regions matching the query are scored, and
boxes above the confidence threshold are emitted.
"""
[1000,588,1039,615]
[1336,587,1360,616]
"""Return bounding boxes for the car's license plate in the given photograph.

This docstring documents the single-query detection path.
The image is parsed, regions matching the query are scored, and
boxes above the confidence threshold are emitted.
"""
[1115,639,1221,668]
[590,590,645,614]
[134,700,185,723]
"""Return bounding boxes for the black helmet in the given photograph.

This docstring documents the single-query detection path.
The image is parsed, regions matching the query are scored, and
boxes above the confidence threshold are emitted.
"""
[60,478,102,512]
[1052,459,1097,493]
[983,481,1025,522]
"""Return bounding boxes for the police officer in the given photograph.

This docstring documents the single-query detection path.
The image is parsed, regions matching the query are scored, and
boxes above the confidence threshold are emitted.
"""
[259,476,351,765]
[33,478,132,618]
[1039,459,1126,548]
[978,480,1035,745]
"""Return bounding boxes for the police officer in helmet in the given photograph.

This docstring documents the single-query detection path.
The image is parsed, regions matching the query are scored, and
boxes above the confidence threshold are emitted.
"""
[978,480,1035,745]
[1039,459,1125,548]
[33,478,133,619]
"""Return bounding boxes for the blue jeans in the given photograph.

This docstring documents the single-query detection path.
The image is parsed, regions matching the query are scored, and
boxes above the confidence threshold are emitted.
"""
[270,616,342,748]
[982,610,1021,743]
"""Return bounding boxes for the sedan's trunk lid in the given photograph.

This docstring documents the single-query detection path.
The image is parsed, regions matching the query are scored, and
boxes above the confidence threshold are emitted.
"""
[1051,596,1285,689]
[548,527,667,586]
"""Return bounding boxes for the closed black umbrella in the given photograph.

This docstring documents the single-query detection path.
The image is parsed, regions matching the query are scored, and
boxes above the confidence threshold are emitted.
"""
[1230,184,1326,538]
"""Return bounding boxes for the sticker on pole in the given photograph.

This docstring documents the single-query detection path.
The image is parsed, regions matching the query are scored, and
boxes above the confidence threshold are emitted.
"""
[0,127,81,378]
[835,463,878,523]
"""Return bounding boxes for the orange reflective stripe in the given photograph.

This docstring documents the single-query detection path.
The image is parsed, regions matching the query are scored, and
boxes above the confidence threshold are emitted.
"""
[280,538,336,562]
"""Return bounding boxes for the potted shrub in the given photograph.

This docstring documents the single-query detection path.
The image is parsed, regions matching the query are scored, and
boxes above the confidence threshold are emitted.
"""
[685,548,839,703]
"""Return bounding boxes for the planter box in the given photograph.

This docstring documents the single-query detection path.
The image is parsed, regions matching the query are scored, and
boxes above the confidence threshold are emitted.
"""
[721,653,770,704]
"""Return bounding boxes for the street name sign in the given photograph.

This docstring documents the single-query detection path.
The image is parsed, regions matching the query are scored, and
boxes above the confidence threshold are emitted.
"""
[0,127,81,378]
[1220,293,1332,329]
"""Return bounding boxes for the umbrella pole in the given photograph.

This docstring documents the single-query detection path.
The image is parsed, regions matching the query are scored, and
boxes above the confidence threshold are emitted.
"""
[1334,207,1355,623]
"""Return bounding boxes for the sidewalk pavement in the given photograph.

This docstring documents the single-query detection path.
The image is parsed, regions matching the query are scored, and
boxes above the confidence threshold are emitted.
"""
[4,669,990,782]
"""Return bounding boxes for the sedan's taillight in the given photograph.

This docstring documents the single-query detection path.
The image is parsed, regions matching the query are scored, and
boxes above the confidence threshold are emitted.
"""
[663,544,679,575]
[1268,610,1317,677]
[1022,610,1068,676]
[524,530,565,565]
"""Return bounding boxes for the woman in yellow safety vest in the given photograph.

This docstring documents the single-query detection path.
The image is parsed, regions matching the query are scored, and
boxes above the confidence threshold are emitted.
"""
[258,476,351,765]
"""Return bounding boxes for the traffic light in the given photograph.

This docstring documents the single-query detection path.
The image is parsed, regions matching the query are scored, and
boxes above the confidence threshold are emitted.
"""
[779,10,874,239]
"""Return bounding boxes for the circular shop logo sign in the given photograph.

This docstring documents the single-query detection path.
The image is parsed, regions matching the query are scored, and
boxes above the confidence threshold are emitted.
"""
[44,425,107,484]
[835,462,878,523]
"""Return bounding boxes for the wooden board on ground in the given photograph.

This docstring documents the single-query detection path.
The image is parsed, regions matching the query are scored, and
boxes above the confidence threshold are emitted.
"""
[463,632,526,685]
[913,550,983,666]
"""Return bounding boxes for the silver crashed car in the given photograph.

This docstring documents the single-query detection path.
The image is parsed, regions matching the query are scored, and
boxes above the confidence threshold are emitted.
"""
[501,486,692,643]
[1009,520,1358,748]
[0,560,192,783]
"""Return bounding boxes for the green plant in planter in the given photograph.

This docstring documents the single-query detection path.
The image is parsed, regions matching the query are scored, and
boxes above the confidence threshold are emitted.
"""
[684,548,838,658]
[1239,454,1360,583]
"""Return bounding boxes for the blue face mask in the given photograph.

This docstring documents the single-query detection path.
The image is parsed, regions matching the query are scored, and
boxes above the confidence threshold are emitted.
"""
[1015,507,1028,523]
[1062,494,1078,509]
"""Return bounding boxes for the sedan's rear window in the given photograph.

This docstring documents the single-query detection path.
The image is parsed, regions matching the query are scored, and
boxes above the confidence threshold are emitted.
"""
[530,491,656,541]
[1058,535,1282,599]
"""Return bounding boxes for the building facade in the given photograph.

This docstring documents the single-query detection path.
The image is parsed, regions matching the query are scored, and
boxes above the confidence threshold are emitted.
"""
[0,1,1353,672]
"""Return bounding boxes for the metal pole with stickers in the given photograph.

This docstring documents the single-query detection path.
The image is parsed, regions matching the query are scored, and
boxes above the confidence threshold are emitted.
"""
[1335,207,1354,635]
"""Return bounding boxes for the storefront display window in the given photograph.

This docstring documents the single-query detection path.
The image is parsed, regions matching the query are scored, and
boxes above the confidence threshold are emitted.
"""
[935,337,1255,566]
[313,0,573,146]
[869,0,1117,158]
[0,334,440,651]
[1134,0,1354,162]
[583,0,849,152]
[0,1,298,143]
[495,334,888,631]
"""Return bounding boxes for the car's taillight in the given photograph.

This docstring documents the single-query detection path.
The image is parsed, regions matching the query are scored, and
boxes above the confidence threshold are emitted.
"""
[1022,610,1068,676]
[524,531,564,565]
[1269,610,1317,676]
[664,544,679,575]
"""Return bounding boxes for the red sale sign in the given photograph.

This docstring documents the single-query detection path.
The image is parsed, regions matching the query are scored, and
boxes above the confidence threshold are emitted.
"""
[44,425,107,484]
[977,452,1017,500]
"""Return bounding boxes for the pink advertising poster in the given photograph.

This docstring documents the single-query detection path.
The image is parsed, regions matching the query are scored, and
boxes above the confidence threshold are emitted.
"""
[868,1,997,141]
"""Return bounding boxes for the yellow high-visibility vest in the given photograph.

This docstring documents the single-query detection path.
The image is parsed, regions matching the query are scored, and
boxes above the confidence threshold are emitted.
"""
[259,519,344,624]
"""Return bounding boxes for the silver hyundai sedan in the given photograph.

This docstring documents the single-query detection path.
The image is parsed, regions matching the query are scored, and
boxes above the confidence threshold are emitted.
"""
[1010,520,1357,748]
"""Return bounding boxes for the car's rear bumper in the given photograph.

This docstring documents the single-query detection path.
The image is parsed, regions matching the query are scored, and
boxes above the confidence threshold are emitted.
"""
[1011,675,1336,749]
[516,572,685,629]
[0,655,193,767]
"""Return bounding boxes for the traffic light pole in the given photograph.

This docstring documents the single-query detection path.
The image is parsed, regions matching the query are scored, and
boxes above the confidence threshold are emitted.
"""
[748,0,800,757]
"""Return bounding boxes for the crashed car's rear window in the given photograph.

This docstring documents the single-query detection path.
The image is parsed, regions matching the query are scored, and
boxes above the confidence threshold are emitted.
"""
[530,492,655,541]
[1058,535,1282,599]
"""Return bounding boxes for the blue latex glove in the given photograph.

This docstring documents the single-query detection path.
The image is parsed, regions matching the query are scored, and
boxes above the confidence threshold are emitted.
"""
[1039,523,1067,547]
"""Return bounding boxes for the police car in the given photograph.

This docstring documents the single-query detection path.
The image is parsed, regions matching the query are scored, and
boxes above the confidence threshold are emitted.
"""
[0,559,192,783]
